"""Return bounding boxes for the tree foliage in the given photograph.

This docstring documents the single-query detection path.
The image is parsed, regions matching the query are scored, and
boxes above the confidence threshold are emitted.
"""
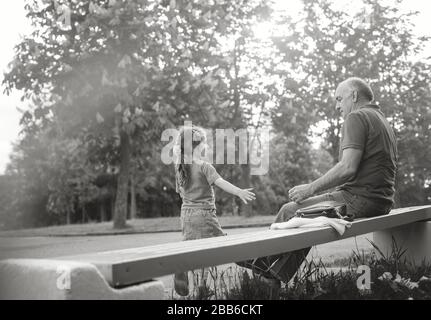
[270,0,431,205]
[2,0,273,228]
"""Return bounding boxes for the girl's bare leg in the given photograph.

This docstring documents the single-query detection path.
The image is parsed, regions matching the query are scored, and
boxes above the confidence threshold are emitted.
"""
[174,272,189,296]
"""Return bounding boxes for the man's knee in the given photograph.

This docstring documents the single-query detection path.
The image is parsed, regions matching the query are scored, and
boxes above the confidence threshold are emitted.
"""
[275,201,299,223]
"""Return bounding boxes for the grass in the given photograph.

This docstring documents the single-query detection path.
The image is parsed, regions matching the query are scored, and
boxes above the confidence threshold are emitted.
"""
[169,265,279,300]
[0,215,274,237]
[169,239,431,300]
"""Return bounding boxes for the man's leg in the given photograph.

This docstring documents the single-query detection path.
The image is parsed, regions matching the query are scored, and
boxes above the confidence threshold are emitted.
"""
[265,194,341,282]
[341,190,392,219]
[271,192,348,282]
[237,192,346,283]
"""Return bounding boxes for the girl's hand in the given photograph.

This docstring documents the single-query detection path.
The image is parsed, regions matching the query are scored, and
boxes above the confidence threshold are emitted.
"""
[236,188,256,204]
[214,179,256,203]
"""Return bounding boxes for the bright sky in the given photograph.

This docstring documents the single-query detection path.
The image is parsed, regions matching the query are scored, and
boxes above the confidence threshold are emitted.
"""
[0,2,32,173]
[0,0,430,174]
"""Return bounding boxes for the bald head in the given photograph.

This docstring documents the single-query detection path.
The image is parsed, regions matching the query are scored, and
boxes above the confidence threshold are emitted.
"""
[340,77,374,102]
[335,77,374,119]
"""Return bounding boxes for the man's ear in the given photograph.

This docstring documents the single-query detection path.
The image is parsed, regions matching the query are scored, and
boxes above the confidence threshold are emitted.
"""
[352,90,358,103]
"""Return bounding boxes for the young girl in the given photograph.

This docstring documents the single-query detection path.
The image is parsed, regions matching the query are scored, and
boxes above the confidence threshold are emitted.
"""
[173,125,255,296]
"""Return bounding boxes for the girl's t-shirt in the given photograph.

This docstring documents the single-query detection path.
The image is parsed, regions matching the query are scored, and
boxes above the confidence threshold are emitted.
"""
[176,162,221,209]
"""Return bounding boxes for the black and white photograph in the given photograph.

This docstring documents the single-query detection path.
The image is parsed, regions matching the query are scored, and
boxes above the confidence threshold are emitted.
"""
[0,0,430,304]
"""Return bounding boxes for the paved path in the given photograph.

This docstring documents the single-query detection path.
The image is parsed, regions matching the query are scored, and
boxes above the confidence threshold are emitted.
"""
[0,227,374,296]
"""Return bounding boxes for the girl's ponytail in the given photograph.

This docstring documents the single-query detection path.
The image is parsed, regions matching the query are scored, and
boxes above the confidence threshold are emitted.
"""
[176,163,188,188]
[174,128,188,189]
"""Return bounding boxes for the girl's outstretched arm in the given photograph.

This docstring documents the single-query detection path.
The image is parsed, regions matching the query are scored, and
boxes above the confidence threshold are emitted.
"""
[214,178,256,204]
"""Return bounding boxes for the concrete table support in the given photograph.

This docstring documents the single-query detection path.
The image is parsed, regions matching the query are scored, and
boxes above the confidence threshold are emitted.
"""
[373,220,431,266]
[0,259,165,300]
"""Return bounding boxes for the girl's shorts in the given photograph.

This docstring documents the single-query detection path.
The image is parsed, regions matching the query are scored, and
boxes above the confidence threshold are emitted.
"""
[180,207,226,241]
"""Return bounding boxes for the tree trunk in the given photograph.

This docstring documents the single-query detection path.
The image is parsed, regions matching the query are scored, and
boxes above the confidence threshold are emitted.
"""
[100,202,107,222]
[82,205,87,223]
[231,197,238,216]
[130,175,137,219]
[66,209,71,225]
[113,132,131,229]
[327,119,341,164]
[110,197,115,221]
[239,164,252,217]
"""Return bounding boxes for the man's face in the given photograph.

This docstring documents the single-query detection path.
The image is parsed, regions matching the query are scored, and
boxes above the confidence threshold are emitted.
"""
[335,83,354,119]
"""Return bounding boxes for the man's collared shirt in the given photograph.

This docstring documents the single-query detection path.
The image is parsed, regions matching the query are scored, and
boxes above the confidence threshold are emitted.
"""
[337,104,398,205]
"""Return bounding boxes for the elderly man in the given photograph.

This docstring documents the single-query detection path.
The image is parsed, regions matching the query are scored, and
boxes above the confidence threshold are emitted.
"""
[238,77,398,292]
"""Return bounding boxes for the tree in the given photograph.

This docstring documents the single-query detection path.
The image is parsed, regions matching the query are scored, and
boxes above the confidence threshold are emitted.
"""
[270,0,431,205]
[3,0,272,227]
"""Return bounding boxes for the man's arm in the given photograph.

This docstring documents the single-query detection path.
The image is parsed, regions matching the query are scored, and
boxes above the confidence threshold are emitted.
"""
[310,148,363,194]
[289,148,363,203]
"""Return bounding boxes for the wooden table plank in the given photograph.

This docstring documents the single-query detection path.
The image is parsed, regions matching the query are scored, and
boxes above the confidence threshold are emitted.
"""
[58,206,431,287]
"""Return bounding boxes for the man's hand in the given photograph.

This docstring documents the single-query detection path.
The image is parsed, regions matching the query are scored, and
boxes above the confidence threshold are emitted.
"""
[289,184,314,204]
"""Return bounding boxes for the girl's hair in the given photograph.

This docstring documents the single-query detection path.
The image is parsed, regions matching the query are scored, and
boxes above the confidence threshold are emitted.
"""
[174,125,207,189]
